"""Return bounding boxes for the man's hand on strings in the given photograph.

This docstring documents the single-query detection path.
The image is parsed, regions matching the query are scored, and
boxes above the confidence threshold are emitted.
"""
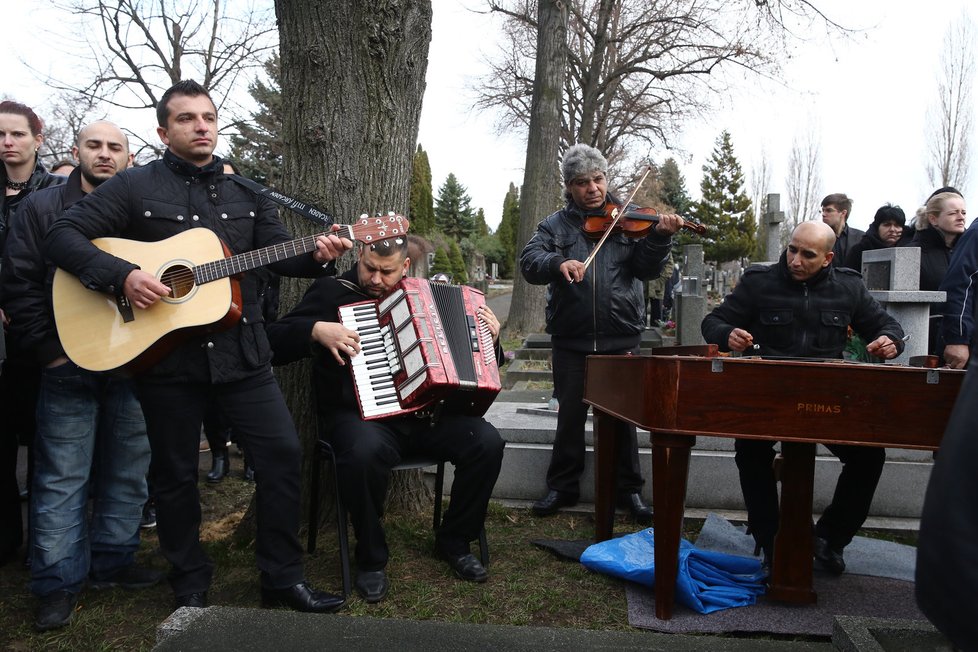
[727,327,754,352]
[559,259,586,283]
[313,224,354,265]
[865,335,900,360]
[311,321,361,366]
[654,213,683,236]
[124,270,171,309]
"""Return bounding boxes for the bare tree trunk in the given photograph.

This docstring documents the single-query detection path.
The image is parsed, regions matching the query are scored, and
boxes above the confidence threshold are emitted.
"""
[274,0,432,523]
[507,0,568,339]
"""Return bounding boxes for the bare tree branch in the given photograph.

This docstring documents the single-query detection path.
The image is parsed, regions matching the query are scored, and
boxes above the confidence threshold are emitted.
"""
[477,0,850,176]
[30,0,277,131]
[925,11,974,194]
[784,123,822,233]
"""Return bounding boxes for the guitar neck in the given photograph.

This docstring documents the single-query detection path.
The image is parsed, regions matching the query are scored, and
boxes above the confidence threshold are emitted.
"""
[193,224,355,283]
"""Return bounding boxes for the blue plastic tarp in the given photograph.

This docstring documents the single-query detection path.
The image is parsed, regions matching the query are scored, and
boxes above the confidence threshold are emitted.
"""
[580,528,767,614]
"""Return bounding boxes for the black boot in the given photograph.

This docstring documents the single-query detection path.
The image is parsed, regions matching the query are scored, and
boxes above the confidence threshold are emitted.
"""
[206,449,229,484]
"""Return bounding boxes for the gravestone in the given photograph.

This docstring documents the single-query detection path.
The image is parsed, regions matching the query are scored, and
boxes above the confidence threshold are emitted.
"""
[765,193,785,262]
[675,244,706,346]
[861,247,943,363]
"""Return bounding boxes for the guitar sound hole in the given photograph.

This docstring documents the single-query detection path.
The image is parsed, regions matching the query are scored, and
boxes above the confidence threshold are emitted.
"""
[160,265,195,299]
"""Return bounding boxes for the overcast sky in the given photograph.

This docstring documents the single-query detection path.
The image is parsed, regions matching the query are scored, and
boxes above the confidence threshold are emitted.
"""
[5,1,977,234]
[418,0,978,232]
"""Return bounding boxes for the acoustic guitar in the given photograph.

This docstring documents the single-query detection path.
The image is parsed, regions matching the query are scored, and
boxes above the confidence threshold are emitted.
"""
[52,213,409,373]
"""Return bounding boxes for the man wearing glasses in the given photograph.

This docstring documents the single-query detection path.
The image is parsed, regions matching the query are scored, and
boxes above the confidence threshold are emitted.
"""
[820,193,864,267]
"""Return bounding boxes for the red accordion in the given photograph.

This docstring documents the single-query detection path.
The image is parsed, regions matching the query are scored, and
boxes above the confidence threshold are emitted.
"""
[339,277,502,420]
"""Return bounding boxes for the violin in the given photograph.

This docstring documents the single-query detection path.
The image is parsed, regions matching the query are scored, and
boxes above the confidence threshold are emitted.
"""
[582,203,707,238]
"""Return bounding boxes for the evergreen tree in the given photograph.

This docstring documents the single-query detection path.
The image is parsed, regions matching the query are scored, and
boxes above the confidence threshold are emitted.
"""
[473,207,489,237]
[228,53,283,186]
[434,173,475,241]
[660,158,693,215]
[449,240,469,283]
[496,182,520,278]
[693,131,756,263]
[409,144,436,235]
[430,247,452,276]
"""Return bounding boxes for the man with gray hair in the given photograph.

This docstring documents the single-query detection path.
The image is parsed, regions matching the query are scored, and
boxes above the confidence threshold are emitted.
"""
[520,143,683,520]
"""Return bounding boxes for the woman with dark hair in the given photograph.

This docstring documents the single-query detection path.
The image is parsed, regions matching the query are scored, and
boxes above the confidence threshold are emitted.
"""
[0,101,64,249]
[0,100,65,565]
[843,203,912,269]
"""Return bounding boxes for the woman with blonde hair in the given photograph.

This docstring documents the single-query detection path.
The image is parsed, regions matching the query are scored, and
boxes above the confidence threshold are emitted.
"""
[908,189,967,355]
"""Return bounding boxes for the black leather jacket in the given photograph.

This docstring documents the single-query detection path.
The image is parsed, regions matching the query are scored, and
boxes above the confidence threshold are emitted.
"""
[519,193,673,351]
[44,150,332,383]
[0,169,86,364]
[702,252,905,359]
[0,158,65,254]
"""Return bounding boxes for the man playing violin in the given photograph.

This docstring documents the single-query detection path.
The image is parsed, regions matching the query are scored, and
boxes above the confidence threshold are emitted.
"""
[701,221,904,576]
[520,143,682,521]
[45,80,350,613]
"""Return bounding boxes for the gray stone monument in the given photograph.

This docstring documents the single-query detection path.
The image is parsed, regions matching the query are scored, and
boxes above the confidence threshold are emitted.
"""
[675,244,706,346]
[860,246,943,364]
[764,193,785,262]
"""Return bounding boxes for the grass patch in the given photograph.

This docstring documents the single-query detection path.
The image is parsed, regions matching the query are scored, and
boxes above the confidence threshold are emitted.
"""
[0,468,916,650]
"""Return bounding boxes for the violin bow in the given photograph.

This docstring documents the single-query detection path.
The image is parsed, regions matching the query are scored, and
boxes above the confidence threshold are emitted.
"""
[581,165,653,272]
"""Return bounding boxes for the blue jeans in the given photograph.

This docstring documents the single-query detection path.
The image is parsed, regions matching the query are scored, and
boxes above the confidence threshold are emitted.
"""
[30,361,151,597]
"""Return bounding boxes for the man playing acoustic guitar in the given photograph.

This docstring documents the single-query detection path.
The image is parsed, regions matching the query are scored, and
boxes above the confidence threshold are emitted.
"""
[45,80,352,613]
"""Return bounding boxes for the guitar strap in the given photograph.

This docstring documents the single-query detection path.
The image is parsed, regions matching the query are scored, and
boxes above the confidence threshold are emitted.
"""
[226,174,335,229]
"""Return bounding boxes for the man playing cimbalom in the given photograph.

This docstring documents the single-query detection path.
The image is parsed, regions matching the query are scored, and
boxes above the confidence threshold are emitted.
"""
[520,144,682,521]
[701,221,904,574]
[2,121,161,631]
[820,193,864,267]
[44,81,350,613]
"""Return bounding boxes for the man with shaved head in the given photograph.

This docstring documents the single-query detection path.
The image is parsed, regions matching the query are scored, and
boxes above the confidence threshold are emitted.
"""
[0,121,161,631]
[701,220,905,577]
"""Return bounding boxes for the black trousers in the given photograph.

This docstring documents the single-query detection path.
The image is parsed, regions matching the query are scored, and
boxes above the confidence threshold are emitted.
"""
[735,438,886,553]
[547,344,643,499]
[323,408,505,572]
[135,369,304,596]
[0,352,39,563]
[0,423,22,561]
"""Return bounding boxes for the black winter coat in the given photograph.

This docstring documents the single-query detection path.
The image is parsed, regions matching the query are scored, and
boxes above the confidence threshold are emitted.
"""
[701,252,905,359]
[1,169,86,364]
[519,193,672,351]
[44,150,331,383]
[0,158,65,256]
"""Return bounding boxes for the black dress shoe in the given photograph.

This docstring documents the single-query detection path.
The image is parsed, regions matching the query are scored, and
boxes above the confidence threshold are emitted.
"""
[206,450,230,484]
[532,490,578,517]
[261,581,345,613]
[175,591,208,608]
[813,536,846,575]
[354,570,389,603]
[617,493,653,525]
[439,551,488,583]
[35,590,78,631]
